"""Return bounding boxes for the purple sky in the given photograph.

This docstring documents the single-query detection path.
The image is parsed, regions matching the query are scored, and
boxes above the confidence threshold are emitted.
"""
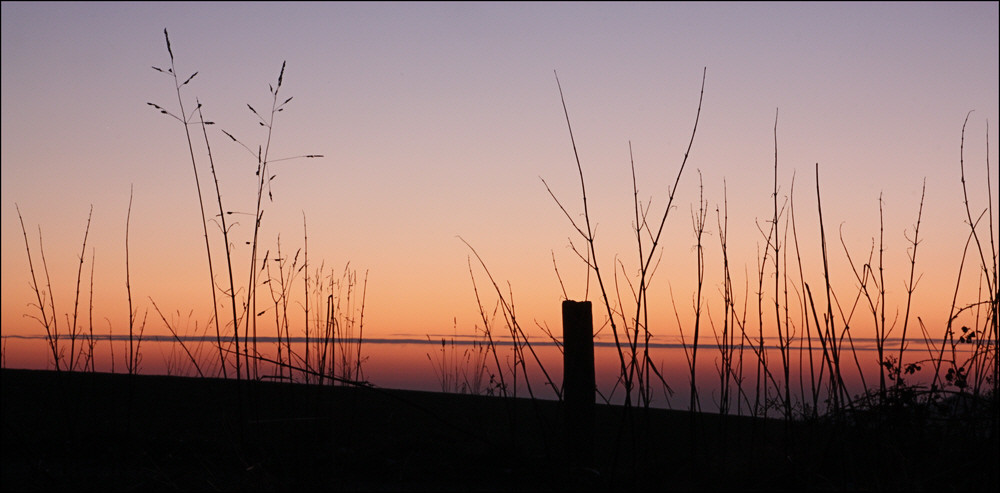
[3,2,997,357]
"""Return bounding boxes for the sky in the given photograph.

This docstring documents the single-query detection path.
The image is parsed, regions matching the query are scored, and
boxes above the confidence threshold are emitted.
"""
[2,2,998,378]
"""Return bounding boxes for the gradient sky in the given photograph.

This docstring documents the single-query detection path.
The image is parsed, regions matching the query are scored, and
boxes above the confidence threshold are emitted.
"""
[3,2,998,373]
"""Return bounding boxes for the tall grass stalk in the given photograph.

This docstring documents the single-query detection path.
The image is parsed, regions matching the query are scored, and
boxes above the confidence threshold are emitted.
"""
[83,248,97,372]
[893,180,927,390]
[957,114,999,399]
[789,173,821,417]
[815,163,844,412]
[712,181,737,415]
[770,110,793,421]
[241,62,287,381]
[66,206,93,371]
[748,111,793,419]
[302,215,309,383]
[685,171,708,413]
[840,197,887,409]
[149,29,228,379]
[124,186,146,375]
[16,205,60,370]
[195,100,239,380]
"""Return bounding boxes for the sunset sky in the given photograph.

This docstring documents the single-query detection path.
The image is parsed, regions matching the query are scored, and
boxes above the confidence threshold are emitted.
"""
[2,2,998,378]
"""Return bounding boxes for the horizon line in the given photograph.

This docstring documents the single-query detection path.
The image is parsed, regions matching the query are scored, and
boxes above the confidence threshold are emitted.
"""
[3,333,989,351]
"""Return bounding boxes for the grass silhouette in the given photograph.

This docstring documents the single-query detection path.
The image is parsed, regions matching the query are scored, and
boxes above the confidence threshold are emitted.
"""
[2,31,997,490]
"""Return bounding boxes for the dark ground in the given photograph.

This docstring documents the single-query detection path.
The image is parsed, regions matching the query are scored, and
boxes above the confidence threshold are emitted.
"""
[2,368,997,491]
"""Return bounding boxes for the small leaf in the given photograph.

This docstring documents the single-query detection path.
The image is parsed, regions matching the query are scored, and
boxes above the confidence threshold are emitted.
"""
[182,71,198,86]
[152,66,165,73]
[277,61,286,88]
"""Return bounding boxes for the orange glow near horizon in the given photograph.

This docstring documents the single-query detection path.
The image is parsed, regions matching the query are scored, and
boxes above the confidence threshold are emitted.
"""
[4,329,984,414]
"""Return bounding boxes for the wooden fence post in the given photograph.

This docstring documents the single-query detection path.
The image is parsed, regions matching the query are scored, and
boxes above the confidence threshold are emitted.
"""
[563,299,594,467]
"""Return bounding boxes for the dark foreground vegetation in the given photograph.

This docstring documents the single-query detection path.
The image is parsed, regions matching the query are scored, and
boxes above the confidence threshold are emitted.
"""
[2,368,996,491]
